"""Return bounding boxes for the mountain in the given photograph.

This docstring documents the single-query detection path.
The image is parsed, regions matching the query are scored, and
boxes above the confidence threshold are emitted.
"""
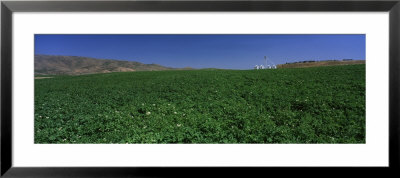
[34,55,188,75]
[277,60,365,69]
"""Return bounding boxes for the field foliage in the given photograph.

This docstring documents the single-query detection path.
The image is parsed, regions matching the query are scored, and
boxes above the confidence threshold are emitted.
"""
[35,64,365,143]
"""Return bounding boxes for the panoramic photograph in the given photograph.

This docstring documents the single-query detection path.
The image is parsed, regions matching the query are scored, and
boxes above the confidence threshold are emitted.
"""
[34,34,365,144]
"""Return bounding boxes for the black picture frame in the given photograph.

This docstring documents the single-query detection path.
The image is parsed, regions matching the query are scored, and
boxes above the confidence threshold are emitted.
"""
[1,0,399,177]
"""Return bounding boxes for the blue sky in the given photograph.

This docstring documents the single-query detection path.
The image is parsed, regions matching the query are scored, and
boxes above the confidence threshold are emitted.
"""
[35,34,365,69]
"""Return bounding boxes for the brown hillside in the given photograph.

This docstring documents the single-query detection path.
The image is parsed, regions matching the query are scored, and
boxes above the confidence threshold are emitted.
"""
[34,55,187,75]
[277,60,365,69]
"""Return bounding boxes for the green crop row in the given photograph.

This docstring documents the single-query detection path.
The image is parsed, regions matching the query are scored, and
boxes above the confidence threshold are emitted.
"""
[34,64,365,143]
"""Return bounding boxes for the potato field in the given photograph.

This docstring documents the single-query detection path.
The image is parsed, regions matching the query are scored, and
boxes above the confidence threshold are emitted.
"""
[35,64,365,143]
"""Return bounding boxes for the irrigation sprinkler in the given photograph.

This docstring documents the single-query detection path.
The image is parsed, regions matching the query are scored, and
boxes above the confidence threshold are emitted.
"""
[254,56,277,70]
